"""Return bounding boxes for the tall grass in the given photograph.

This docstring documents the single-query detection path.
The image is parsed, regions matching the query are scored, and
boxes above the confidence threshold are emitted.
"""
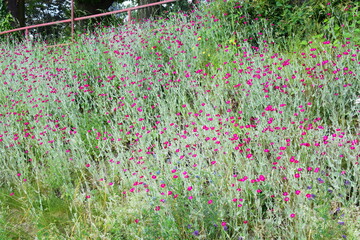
[0,1,359,239]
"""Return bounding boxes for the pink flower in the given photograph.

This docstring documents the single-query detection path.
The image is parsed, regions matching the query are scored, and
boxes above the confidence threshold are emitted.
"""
[290,213,296,218]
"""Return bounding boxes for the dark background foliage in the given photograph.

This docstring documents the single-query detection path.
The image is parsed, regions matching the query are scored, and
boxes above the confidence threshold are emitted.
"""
[0,0,359,46]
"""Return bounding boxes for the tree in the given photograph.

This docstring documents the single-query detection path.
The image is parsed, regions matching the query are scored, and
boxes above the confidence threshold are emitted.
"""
[1,0,195,39]
[75,0,120,15]
[136,0,160,21]
[135,0,198,21]
[26,1,70,25]
[26,0,70,38]
[5,0,25,27]
[0,0,14,33]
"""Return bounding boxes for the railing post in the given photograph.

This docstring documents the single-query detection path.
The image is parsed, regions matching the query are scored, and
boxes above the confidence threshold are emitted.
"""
[71,0,75,40]
[128,10,131,24]
[25,29,29,41]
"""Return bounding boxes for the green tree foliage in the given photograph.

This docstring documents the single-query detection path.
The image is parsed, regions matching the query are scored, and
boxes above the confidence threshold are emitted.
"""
[135,0,199,21]
[0,1,13,32]
[75,0,119,15]
[3,0,25,27]
[25,0,70,39]
[210,0,359,48]
[136,0,160,20]
[1,0,194,40]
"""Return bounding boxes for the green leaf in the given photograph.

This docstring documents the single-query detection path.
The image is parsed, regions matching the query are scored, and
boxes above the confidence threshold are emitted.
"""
[300,40,308,45]
[343,32,352,38]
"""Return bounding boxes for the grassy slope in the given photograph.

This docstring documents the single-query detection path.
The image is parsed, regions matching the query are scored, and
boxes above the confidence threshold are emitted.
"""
[0,1,359,239]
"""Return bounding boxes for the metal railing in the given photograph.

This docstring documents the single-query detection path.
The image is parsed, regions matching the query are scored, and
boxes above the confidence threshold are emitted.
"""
[0,0,179,41]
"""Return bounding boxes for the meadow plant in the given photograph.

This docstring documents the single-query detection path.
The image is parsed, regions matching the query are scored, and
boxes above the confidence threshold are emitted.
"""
[0,1,359,239]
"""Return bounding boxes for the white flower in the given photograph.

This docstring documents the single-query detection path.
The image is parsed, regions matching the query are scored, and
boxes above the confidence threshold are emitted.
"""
[356,98,360,104]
